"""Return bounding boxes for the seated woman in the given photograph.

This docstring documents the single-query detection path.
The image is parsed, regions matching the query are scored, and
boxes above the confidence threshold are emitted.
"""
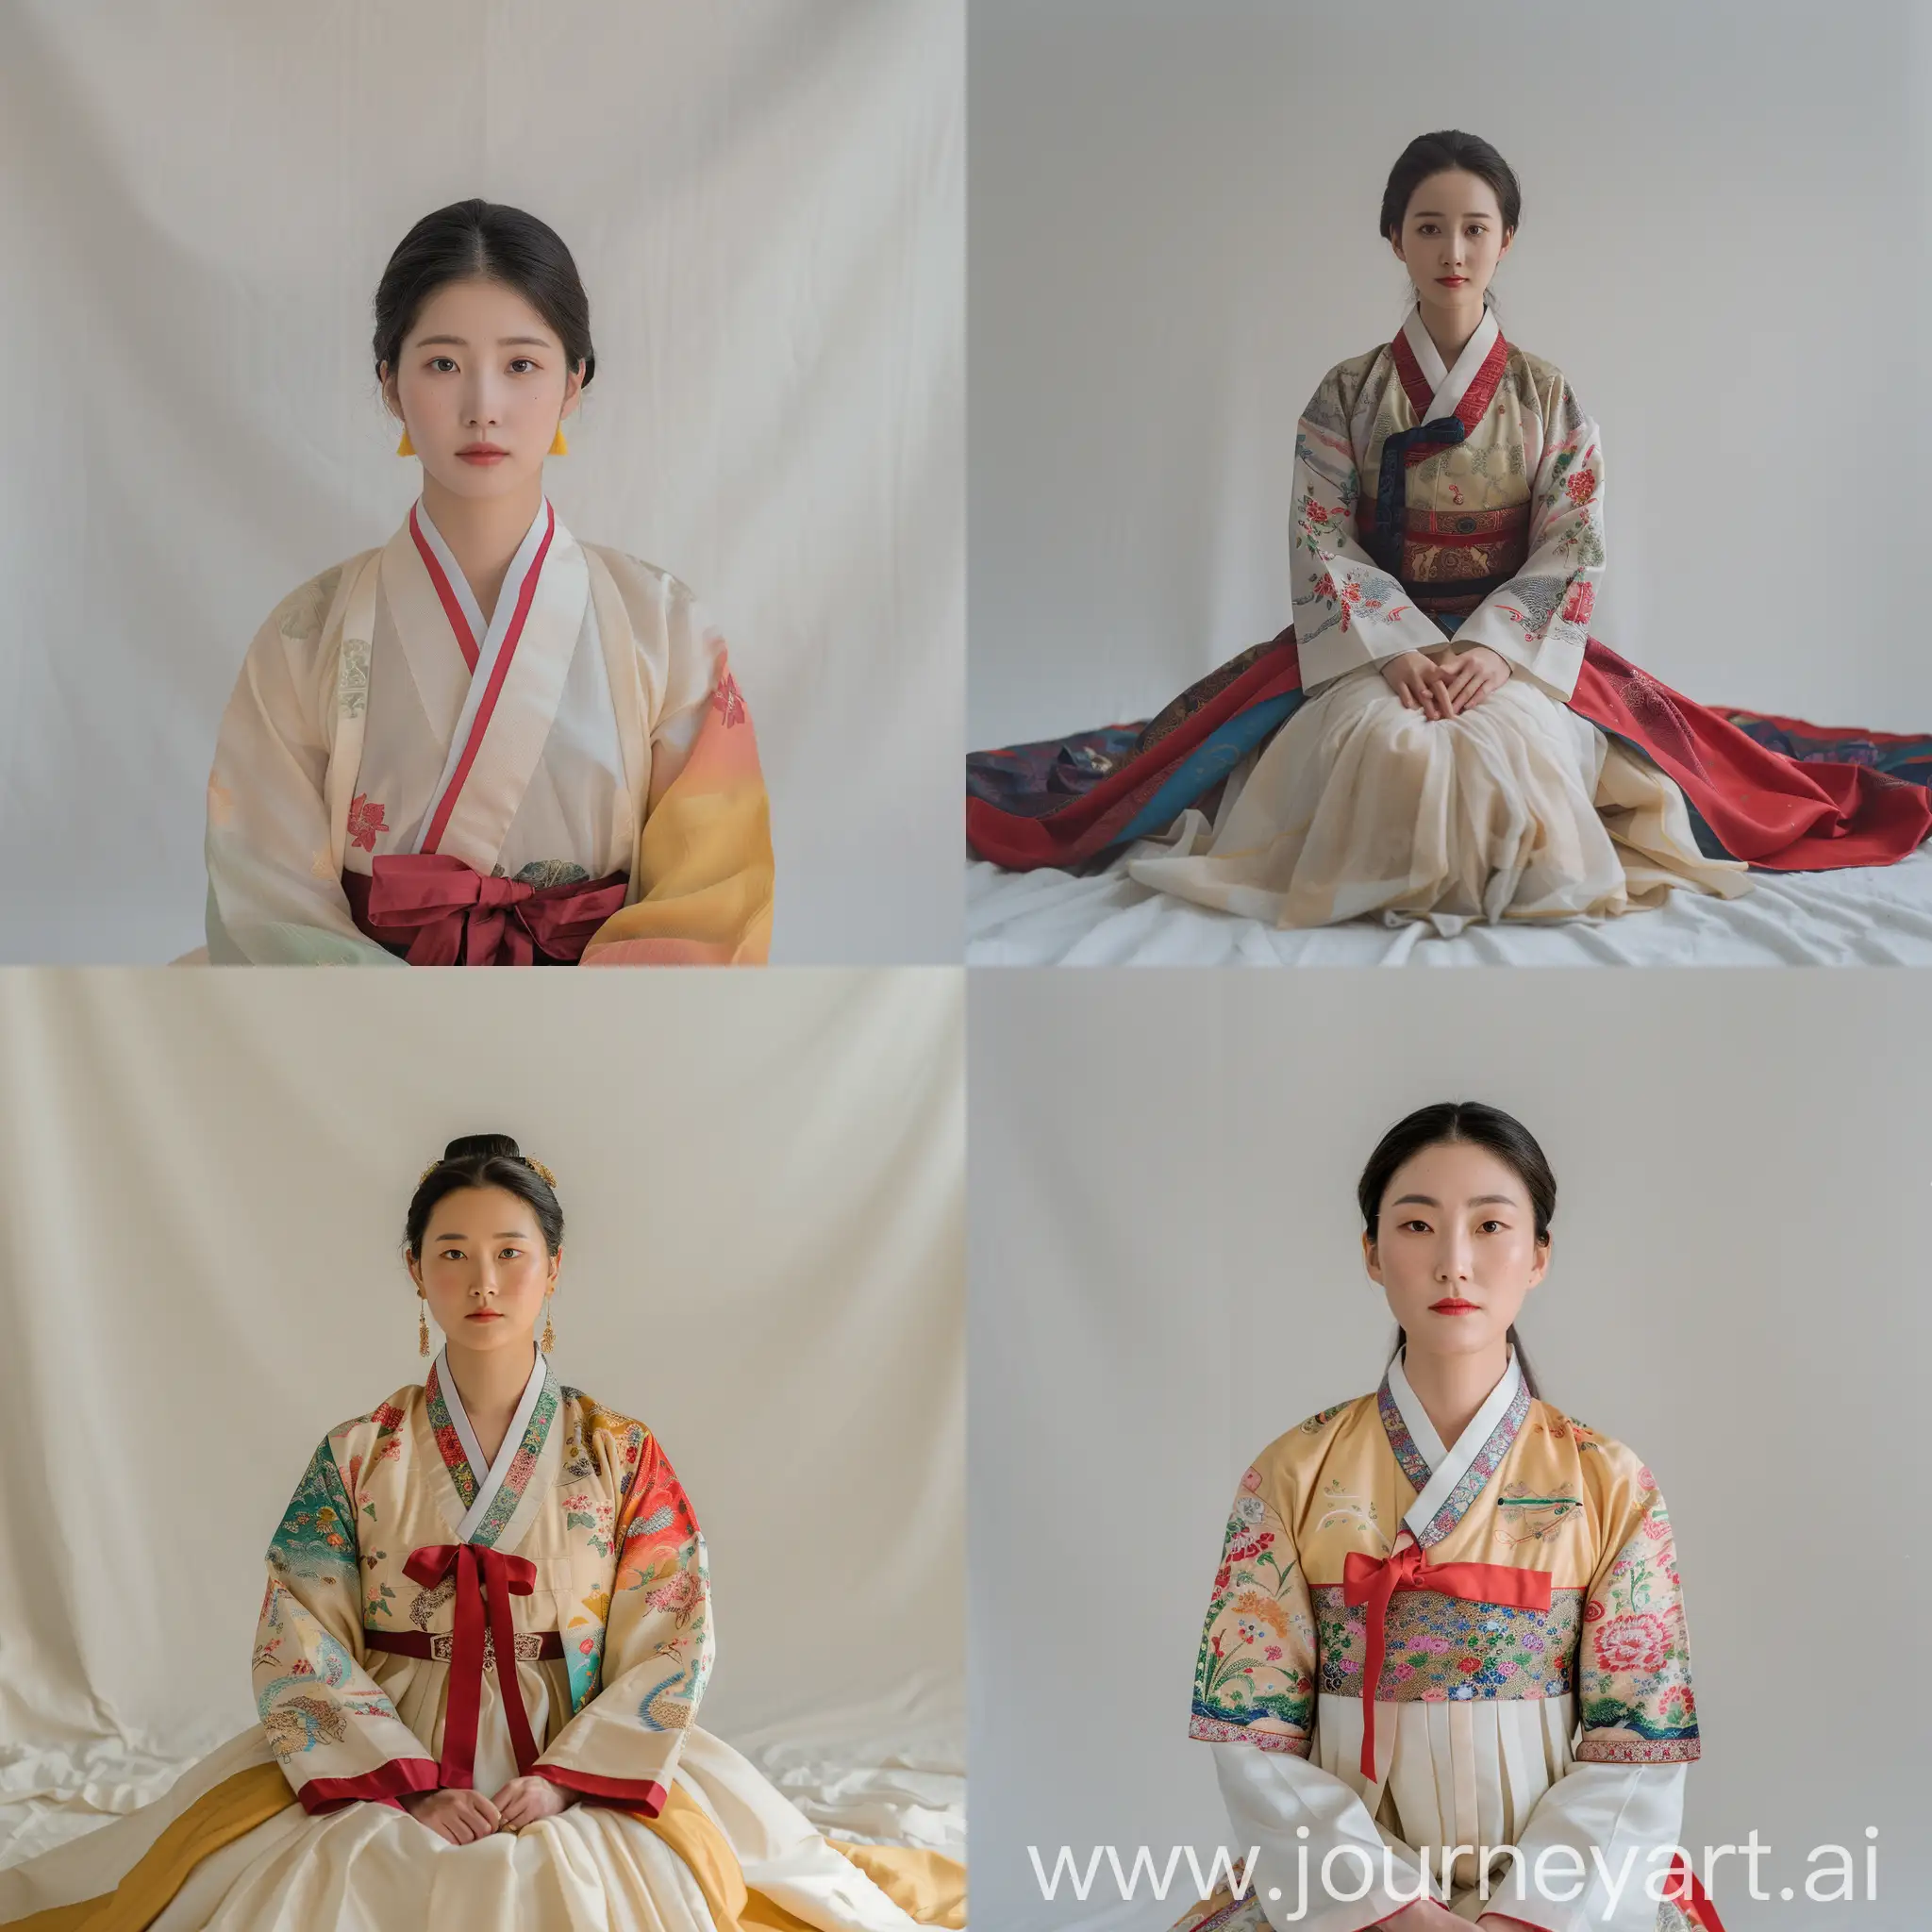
[205,200,774,965]
[1170,1104,1723,1930]
[966,132,1929,930]
[0,1138,960,1932]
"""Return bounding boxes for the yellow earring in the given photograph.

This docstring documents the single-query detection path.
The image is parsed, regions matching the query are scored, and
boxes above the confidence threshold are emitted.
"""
[418,1292,430,1357]
[396,428,416,458]
[548,425,569,457]
[541,1292,555,1355]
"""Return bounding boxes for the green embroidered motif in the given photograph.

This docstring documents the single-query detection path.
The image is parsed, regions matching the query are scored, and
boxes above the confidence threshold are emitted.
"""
[267,1443,358,1584]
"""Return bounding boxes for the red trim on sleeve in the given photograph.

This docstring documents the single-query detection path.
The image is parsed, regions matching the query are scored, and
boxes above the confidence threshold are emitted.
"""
[297,1755,440,1814]
[536,1764,670,1819]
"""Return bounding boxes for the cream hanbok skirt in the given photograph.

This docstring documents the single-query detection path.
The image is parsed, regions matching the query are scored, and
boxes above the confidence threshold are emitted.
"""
[1125,662,1750,932]
[0,1724,931,1932]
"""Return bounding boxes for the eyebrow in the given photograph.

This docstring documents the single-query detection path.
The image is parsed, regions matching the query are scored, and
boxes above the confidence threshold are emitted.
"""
[1409,211,1491,221]
[1389,1193,1519,1208]
[414,335,553,348]
[431,1229,536,1241]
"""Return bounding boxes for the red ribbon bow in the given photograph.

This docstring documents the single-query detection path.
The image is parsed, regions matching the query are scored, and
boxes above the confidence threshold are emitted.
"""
[1341,1542,1552,1780]
[345,855,628,966]
[403,1542,541,1788]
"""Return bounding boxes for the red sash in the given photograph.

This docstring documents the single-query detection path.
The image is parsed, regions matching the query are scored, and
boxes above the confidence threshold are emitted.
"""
[343,855,627,966]
[390,1543,542,1789]
[1341,1543,1552,1780]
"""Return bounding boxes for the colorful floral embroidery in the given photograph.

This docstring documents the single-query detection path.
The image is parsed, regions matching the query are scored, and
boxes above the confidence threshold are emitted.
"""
[267,1443,359,1584]
[1311,1584,1581,1702]
[467,1378,558,1551]
[424,1362,477,1509]
[1559,579,1596,626]
[346,792,388,853]
[1575,1493,1700,1762]
[1415,1376,1532,1548]
[1375,1380,1432,1496]
[1191,1487,1315,1746]
[1299,1402,1349,1435]
[711,672,747,728]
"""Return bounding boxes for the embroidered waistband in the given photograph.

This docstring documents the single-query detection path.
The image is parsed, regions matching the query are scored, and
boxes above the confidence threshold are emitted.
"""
[364,1626,564,1664]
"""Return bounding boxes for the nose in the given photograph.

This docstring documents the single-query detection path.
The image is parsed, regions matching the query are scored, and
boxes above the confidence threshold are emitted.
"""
[1434,1227,1474,1282]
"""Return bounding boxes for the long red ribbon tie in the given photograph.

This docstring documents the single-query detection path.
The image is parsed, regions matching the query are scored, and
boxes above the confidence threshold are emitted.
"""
[403,1543,542,1788]
[345,856,629,966]
[1340,1544,1553,1780]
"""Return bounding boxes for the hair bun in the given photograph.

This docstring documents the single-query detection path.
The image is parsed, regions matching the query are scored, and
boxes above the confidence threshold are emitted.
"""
[443,1132,522,1163]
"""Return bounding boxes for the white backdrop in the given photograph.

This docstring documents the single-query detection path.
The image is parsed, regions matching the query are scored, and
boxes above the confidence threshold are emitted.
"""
[969,969,1929,1930]
[969,0,1931,748]
[0,968,963,1865]
[0,0,962,964]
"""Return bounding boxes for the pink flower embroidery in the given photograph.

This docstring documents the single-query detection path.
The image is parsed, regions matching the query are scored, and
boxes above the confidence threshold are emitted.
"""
[1593,1612,1671,1674]
[347,793,388,853]
[1559,580,1596,625]
[645,1572,701,1614]
[1240,1466,1262,1493]
[1564,469,1597,507]
[711,673,747,728]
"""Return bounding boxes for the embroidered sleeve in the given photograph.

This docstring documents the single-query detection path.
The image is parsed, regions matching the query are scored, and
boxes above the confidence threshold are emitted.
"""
[253,1438,438,1811]
[205,568,403,966]
[1189,1463,1317,1757]
[1290,367,1453,692]
[580,587,774,965]
[1449,375,1606,701]
[535,1431,713,1816]
[1574,1465,1700,1763]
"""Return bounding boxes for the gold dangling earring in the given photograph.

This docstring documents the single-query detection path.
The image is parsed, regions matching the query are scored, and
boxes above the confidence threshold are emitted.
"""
[418,1292,431,1357]
[541,1292,555,1356]
[396,427,416,457]
[548,424,568,457]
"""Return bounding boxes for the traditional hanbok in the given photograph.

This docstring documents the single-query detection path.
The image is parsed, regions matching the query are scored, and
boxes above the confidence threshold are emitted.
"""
[206,499,774,965]
[1168,1352,1724,1932]
[0,1353,963,1932]
[967,309,1930,924]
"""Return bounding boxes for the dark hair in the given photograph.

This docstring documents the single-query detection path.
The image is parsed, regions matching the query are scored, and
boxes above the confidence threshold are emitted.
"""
[373,199,595,390]
[1378,131,1522,245]
[405,1134,564,1258]
[1357,1101,1548,1398]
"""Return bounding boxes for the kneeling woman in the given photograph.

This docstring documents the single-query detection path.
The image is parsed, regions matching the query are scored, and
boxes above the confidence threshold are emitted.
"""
[1172,1105,1723,1931]
[968,132,1929,927]
[206,200,774,965]
[0,1140,957,1931]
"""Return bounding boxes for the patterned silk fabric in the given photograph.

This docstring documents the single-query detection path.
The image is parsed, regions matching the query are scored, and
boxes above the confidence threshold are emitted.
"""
[255,1366,711,1813]
[1191,1388,1699,1765]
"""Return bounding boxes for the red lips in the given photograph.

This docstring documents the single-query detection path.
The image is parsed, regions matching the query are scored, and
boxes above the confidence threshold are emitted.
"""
[1429,1298,1479,1313]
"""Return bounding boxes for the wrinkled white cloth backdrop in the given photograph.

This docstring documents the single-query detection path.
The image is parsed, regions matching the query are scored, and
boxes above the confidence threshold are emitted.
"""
[0,969,963,1869]
[968,970,1928,1931]
[969,0,1930,748]
[0,0,962,963]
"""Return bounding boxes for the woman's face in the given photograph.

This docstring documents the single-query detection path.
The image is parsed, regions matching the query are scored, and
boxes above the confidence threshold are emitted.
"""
[382,276,583,502]
[1389,169,1513,310]
[1361,1139,1547,1360]
[409,1184,559,1357]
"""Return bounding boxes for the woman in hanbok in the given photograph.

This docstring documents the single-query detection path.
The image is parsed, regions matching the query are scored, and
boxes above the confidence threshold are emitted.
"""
[1169,1104,1724,1931]
[0,1136,962,1932]
[205,199,774,965]
[966,132,1930,927]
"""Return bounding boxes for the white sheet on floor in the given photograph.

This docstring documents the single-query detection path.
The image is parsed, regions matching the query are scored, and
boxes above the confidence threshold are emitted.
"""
[0,1725,966,1877]
[967,850,1932,965]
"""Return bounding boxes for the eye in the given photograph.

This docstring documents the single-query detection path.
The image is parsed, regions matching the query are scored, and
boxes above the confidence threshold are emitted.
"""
[508,358,538,375]
[438,1247,466,1261]
[1477,1219,1507,1234]
[498,1245,525,1260]
[428,356,458,374]
[1399,1218,1432,1234]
